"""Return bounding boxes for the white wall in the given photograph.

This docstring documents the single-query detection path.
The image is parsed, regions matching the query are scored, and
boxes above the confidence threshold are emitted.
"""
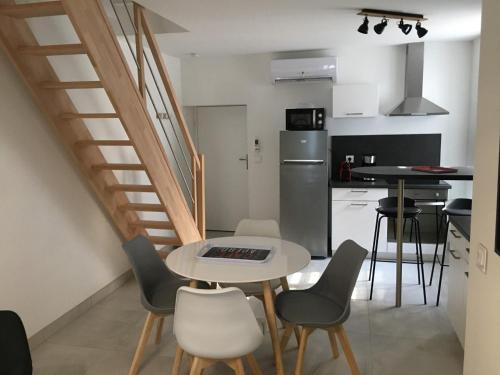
[0,48,128,337]
[463,0,500,373]
[0,14,184,337]
[181,42,477,220]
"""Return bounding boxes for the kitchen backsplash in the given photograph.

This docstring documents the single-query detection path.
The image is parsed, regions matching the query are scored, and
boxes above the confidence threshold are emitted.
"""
[331,133,442,180]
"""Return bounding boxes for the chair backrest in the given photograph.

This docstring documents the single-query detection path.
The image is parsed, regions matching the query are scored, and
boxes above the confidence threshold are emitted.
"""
[234,219,281,238]
[447,198,472,211]
[378,196,416,208]
[122,235,174,308]
[310,240,368,322]
[174,287,263,358]
[0,311,32,375]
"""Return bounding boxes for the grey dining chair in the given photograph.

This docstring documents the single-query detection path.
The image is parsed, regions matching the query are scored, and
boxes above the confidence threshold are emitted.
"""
[123,235,205,375]
[275,239,368,375]
[0,311,32,375]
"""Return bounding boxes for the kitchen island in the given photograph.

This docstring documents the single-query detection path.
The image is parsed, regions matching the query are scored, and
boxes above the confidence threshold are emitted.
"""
[330,179,451,253]
[350,165,473,307]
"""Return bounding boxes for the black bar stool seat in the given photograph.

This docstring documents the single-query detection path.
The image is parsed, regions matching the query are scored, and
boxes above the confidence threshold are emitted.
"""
[376,205,422,218]
[430,198,472,306]
[369,197,427,304]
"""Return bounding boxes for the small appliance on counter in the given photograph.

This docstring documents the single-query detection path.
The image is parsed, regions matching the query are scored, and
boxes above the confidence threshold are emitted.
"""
[339,160,353,182]
[286,107,325,131]
[361,154,376,181]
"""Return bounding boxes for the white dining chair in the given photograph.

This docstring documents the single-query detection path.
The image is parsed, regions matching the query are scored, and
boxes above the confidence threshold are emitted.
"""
[220,219,301,344]
[220,219,282,295]
[172,287,264,375]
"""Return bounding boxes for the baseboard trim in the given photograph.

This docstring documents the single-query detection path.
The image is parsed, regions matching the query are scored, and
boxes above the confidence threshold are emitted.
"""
[28,269,133,350]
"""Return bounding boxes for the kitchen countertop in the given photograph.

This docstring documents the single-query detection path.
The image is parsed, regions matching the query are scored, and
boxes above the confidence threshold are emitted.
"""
[450,215,471,241]
[330,179,452,190]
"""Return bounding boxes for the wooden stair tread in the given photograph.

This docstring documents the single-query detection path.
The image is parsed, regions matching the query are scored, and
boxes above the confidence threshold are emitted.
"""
[106,184,155,193]
[149,236,181,246]
[18,43,85,56]
[133,220,173,230]
[40,81,103,89]
[60,112,118,119]
[92,163,145,171]
[120,203,165,212]
[0,1,65,18]
[75,140,132,147]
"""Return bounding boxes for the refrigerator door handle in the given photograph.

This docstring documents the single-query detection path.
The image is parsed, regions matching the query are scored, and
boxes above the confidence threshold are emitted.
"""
[282,159,325,164]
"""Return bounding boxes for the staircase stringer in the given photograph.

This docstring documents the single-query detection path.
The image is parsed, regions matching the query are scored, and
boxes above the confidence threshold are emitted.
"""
[0,8,143,242]
[61,0,201,245]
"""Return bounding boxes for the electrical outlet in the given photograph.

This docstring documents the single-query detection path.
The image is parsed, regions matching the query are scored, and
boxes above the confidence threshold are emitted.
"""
[345,155,354,163]
[476,243,488,274]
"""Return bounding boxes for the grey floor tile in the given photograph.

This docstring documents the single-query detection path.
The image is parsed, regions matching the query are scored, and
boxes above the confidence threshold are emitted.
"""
[32,259,463,375]
[370,334,463,375]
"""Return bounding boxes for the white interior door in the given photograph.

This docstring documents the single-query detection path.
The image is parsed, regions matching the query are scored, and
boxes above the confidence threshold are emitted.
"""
[195,106,249,231]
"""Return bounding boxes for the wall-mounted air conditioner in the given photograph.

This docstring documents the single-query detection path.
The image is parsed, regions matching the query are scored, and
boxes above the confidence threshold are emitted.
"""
[271,57,337,83]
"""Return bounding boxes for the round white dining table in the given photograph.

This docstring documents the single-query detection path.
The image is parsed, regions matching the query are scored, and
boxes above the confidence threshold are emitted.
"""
[166,236,311,375]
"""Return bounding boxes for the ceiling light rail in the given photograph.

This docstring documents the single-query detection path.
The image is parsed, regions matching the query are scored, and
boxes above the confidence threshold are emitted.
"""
[357,9,427,22]
[357,9,428,38]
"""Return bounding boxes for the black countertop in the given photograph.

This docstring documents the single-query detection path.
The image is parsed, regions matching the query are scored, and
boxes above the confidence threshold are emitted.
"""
[351,166,474,181]
[331,179,452,190]
[450,216,471,241]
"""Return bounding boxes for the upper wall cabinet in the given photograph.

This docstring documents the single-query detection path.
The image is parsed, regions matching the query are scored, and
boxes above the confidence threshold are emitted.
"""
[332,84,379,118]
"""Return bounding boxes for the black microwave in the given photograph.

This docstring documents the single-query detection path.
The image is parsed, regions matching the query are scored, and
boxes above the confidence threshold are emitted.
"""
[286,108,325,131]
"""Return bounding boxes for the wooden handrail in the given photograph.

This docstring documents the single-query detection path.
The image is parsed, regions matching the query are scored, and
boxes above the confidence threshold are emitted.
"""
[133,3,145,99]
[138,6,200,170]
[196,154,206,239]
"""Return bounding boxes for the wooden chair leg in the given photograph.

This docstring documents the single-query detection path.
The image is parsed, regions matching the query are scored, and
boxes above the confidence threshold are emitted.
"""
[336,325,360,375]
[262,281,285,375]
[189,357,203,375]
[246,353,262,375]
[129,312,156,375]
[172,345,184,375]
[155,317,164,344]
[226,358,246,375]
[280,323,294,352]
[294,327,313,375]
[327,328,340,359]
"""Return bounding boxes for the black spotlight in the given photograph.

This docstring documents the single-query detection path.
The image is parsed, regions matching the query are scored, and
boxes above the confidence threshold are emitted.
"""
[373,18,388,34]
[398,19,412,35]
[358,16,369,34]
[416,21,428,38]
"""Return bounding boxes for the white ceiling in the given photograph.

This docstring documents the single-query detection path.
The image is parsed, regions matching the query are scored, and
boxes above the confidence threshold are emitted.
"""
[137,0,482,57]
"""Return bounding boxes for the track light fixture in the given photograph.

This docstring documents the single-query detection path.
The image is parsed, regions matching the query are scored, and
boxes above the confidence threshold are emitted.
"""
[356,9,428,38]
[373,18,388,34]
[357,16,369,34]
[398,19,413,35]
[416,21,428,38]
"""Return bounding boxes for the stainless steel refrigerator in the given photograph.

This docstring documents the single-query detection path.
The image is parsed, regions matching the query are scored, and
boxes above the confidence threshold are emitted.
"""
[280,130,328,258]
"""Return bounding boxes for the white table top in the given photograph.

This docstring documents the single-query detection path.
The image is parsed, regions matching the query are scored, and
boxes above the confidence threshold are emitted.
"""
[166,236,311,284]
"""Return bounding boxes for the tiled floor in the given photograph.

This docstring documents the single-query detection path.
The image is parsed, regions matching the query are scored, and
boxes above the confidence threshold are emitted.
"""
[32,259,463,375]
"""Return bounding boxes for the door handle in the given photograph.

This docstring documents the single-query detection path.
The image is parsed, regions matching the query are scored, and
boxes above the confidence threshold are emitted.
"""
[238,154,248,170]
[449,249,461,260]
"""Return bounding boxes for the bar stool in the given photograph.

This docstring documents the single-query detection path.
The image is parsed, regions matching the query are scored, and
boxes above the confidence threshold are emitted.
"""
[430,198,472,306]
[369,197,427,304]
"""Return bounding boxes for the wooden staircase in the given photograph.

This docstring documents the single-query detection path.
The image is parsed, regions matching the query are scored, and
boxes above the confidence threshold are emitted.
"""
[0,0,205,247]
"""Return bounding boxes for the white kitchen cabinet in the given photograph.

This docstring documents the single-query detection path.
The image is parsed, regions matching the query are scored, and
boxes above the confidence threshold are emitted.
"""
[446,223,469,348]
[332,84,379,118]
[331,188,387,251]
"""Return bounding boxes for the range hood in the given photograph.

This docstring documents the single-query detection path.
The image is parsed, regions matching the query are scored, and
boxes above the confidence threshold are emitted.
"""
[388,43,449,116]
